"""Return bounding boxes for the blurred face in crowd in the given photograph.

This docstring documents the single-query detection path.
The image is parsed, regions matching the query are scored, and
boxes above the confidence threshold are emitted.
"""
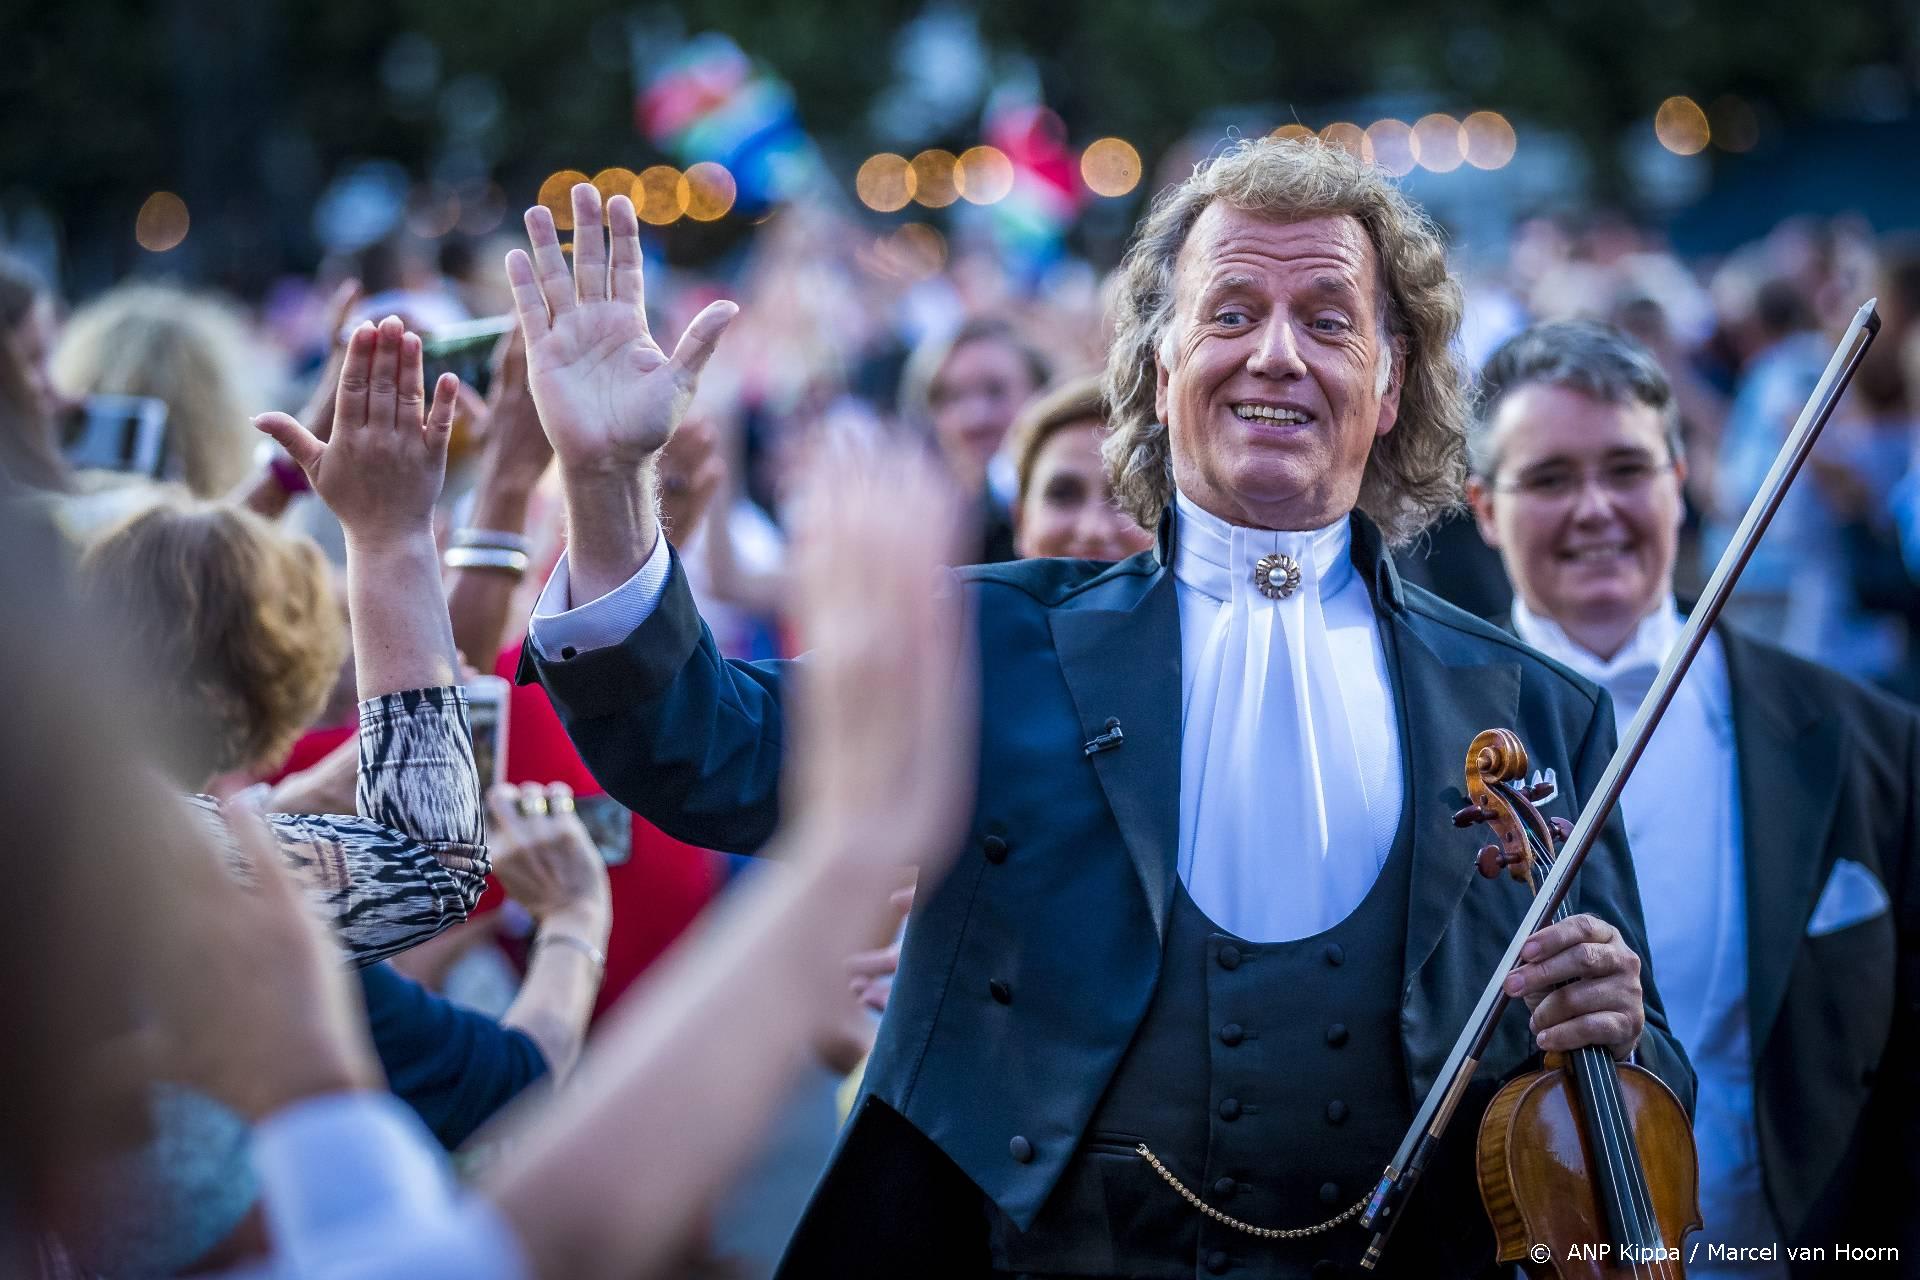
[1155,207,1401,530]
[1468,382,1686,658]
[9,295,61,422]
[1015,419,1155,561]
[930,337,1042,492]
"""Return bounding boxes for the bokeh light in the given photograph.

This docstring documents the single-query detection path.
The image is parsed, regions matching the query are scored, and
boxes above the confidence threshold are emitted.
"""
[1080,137,1142,198]
[457,182,507,236]
[683,162,737,221]
[633,165,689,226]
[1411,113,1464,173]
[1461,111,1517,169]
[1654,96,1710,155]
[1270,123,1315,143]
[856,153,916,212]
[955,145,1015,205]
[1365,119,1416,177]
[536,170,590,229]
[592,167,639,206]
[135,192,190,252]
[909,150,959,208]
[1318,122,1372,164]
[404,183,461,239]
[1709,95,1758,152]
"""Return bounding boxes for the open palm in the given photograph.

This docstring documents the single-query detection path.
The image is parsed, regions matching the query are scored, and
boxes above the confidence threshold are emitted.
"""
[506,184,737,472]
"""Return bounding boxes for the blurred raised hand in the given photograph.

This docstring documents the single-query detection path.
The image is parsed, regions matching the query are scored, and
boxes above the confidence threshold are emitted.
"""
[294,277,364,446]
[781,440,974,881]
[157,798,381,1122]
[506,185,736,476]
[476,326,554,494]
[657,415,724,544]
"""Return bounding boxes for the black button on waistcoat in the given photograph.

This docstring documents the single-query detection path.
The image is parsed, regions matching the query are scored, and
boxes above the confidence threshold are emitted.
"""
[1325,1022,1348,1047]
[1319,1180,1340,1205]
[1212,1175,1237,1199]
[1325,1100,1348,1125]
[1205,1249,1230,1274]
[982,834,1009,864]
[1218,1023,1244,1046]
[1218,1097,1241,1121]
[1009,1135,1033,1163]
[1323,942,1344,966]
[989,979,1012,1004]
[1217,944,1241,970]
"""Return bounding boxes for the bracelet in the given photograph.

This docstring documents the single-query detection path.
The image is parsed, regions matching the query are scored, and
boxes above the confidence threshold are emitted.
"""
[443,546,530,574]
[534,931,606,971]
[452,528,533,555]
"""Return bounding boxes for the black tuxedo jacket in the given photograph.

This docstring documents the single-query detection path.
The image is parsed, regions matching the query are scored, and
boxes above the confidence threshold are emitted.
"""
[1717,630,1919,1273]
[524,516,1694,1277]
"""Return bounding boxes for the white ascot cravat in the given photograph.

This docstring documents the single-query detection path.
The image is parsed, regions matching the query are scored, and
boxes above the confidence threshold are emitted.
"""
[1171,494,1402,942]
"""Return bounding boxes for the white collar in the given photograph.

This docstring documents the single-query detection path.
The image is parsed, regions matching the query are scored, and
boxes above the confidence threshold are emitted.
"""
[1512,596,1731,727]
[1170,491,1355,605]
[1511,597,1680,687]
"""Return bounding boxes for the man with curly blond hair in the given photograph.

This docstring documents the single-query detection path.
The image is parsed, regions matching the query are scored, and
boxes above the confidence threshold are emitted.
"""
[513,142,1691,1277]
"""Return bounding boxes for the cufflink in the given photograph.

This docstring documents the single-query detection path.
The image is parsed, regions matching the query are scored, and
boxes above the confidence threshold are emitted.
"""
[1254,553,1302,600]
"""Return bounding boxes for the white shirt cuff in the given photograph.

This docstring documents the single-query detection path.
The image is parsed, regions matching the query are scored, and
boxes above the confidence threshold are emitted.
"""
[528,523,672,660]
[252,1092,528,1279]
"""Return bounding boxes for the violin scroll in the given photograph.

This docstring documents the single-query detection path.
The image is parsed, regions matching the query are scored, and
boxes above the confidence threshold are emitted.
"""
[1458,729,1537,886]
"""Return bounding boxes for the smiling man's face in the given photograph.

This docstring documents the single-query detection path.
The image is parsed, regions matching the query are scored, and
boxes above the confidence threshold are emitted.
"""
[1154,205,1401,530]
[1468,381,1685,651]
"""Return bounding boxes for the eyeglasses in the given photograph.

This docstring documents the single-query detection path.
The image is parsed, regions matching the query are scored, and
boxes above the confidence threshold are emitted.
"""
[1492,456,1676,502]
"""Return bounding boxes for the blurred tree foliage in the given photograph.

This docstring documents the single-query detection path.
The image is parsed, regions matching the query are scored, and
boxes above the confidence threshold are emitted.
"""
[1,0,1913,290]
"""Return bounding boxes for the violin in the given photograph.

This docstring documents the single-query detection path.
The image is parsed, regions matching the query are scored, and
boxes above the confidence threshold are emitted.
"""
[1458,730,1700,1278]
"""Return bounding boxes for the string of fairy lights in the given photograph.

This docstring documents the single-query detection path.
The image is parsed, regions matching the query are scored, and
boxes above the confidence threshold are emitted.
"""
[128,96,1766,254]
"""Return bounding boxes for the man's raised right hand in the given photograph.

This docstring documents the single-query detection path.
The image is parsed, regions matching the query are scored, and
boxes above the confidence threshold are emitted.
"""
[505,182,737,477]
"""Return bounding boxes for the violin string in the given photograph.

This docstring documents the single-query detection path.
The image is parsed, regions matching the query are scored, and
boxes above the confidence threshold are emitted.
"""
[1517,822,1641,1268]
[1524,826,1660,1268]
[1520,813,1671,1278]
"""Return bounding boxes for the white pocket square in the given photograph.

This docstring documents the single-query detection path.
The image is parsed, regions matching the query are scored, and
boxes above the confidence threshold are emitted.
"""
[1805,858,1891,937]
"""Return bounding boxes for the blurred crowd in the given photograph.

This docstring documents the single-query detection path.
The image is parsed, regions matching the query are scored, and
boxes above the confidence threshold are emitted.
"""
[12,196,1920,688]
[3,164,1918,1278]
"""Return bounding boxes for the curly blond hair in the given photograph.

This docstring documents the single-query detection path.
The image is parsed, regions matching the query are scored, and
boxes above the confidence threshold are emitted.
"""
[80,497,346,785]
[1103,137,1467,545]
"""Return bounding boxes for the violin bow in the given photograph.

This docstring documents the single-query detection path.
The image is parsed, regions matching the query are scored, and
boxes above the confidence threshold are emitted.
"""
[1358,298,1883,1269]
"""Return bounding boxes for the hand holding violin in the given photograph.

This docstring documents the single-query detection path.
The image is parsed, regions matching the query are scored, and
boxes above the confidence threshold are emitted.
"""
[1504,913,1644,1060]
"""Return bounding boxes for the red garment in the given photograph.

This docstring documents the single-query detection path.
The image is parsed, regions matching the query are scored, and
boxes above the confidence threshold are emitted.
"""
[274,719,356,777]
[482,640,724,1019]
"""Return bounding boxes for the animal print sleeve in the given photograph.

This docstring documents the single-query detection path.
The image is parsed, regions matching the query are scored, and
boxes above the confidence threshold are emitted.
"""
[194,687,489,967]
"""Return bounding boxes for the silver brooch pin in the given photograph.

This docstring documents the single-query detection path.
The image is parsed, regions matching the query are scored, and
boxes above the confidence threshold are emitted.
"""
[1254,552,1302,600]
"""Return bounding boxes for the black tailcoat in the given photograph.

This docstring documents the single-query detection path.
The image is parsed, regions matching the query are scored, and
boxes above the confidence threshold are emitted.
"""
[523,516,1694,1278]
[1706,630,1917,1274]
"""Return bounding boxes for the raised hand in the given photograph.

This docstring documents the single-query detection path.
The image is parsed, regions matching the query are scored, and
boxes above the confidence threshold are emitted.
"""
[780,441,975,878]
[293,276,364,445]
[254,315,459,547]
[505,183,737,475]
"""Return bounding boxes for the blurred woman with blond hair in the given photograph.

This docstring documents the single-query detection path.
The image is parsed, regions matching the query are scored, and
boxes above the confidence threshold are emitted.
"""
[54,281,265,497]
